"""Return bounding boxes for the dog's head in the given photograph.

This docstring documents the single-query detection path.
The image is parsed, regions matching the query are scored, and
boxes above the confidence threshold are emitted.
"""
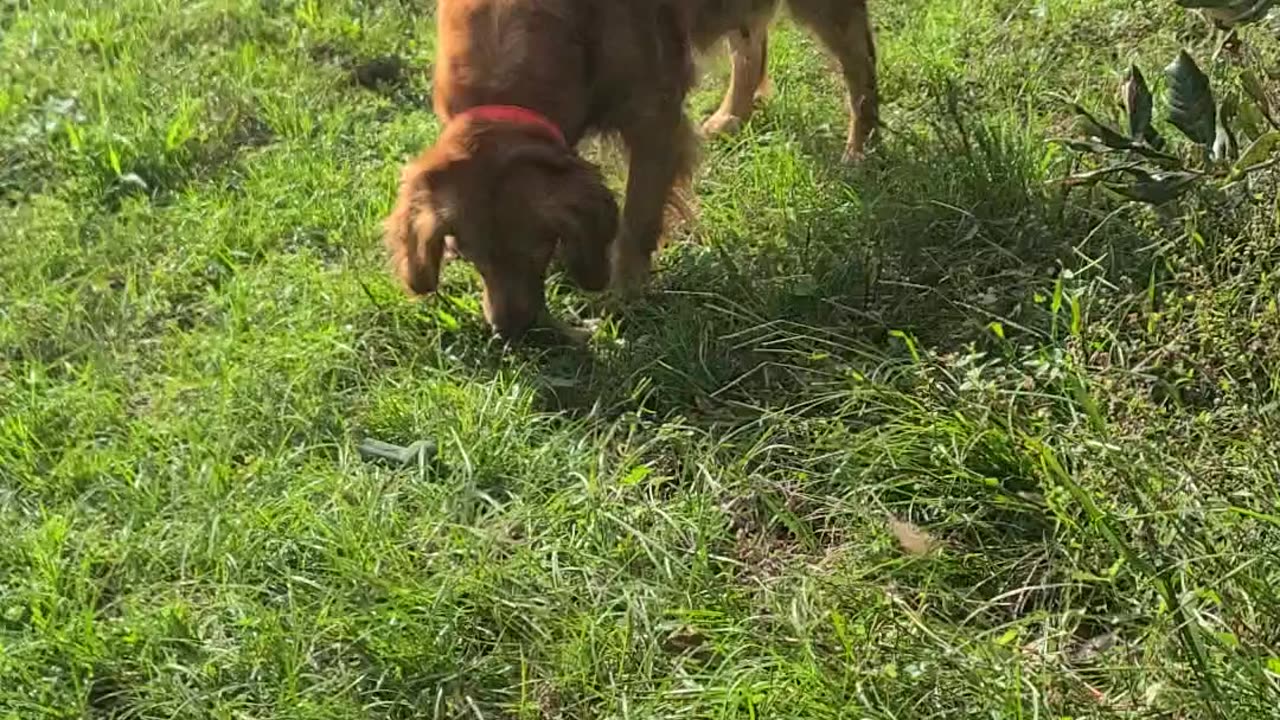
[384,117,618,339]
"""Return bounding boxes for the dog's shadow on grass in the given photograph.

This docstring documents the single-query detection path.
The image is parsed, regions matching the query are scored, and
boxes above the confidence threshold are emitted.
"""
[523,117,1150,420]
[370,97,1151,427]
[354,108,1127,609]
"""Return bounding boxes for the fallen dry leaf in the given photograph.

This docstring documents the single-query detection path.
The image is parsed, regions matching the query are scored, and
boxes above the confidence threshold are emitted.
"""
[888,516,939,555]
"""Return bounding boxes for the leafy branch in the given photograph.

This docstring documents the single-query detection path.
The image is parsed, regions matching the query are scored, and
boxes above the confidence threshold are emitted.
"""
[1175,0,1277,28]
[1055,50,1279,205]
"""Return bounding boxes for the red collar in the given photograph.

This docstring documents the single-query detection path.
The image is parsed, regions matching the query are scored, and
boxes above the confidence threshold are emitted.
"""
[455,105,567,146]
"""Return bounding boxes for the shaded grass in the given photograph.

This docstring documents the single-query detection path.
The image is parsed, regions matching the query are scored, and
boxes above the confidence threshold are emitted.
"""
[3,0,1280,717]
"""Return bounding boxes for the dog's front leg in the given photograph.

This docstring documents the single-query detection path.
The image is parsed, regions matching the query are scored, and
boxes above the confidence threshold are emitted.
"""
[611,115,697,293]
[702,18,772,138]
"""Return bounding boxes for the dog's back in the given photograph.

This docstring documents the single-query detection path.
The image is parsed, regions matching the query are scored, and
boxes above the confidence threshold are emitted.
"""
[434,0,697,142]
[434,0,592,133]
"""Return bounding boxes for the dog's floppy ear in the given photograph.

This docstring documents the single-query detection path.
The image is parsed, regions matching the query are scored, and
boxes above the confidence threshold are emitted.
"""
[505,145,619,291]
[546,156,619,291]
[384,159,452,296]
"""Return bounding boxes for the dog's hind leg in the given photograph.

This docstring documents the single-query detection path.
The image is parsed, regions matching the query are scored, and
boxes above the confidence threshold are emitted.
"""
[787,0,878,161]
[701,13,773,138]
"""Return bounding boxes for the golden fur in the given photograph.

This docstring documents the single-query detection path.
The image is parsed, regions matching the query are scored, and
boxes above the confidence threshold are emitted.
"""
[385,0,877,338]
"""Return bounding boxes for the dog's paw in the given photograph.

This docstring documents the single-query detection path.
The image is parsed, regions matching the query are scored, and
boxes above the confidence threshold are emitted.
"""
[842,125,880,164]
[701,112,743,138]
[557,322,596,346]
[610,258,652,298]
[527,312,598,347]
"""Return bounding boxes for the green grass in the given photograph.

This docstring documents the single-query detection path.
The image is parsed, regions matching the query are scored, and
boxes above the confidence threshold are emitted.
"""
[3,0,1280,717]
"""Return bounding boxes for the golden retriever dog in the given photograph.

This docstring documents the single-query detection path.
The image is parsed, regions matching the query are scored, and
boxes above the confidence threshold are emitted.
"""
[384,0,877,339]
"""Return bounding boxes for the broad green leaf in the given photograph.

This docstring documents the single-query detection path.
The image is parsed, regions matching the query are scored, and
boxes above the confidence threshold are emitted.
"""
[1240,69,1278,130]
[1165,51,1216,146]
[1105,169,1201,204]
[1240,70,1274,116]
[1231,131,1280,175]
[1142,125,1167,150]
[1175,0,1277,23]
[1121,64,1153,141]
[1236,97,1269,140]
[1066,101,1133,150]
[1129,141,1179,165]
[1204,0,1277,26]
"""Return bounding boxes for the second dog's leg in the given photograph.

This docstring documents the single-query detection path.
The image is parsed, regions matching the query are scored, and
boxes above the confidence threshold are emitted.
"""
[702,19,771,137]
[788,0,878,161]
[613,116,698,292]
